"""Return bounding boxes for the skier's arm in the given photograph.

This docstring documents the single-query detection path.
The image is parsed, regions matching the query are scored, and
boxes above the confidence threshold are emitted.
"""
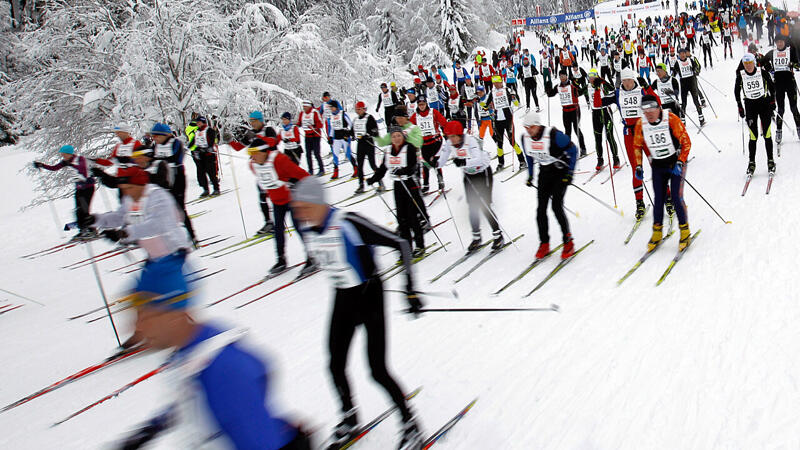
[274,153,310,183]
[404,126,424,149]
[375,93,382,112]
[200,345,298,449]
[523,135,535,179]
[436,141,452,168]
[543,78,558,97]
[121,189,182,243]
[668,112,691,163]
[93,204,128,230]
[733,70,743,107]
[552,130,578,173]
[632,120,646,166]
[37,160,68,171]
[367,115,380,137]
[345,212,415,292]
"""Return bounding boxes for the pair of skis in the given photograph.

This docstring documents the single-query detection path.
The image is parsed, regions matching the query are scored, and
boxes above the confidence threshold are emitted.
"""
[327,388,476,450]
[617,229,701,286]
[742,171,775,196]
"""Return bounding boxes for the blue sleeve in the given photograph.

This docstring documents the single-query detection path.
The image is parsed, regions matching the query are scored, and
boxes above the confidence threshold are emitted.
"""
[521,135,534,178]
[173,140,185,165]
[438,69,449,82]
[326,119,333,137]
[199,344,297,450]
[553,131,578,173]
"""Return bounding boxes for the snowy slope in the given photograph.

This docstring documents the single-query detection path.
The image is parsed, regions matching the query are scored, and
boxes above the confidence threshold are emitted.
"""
[3,7,800,448]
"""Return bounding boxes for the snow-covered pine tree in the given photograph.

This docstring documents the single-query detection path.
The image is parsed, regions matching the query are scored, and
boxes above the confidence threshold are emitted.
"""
[435,0,475,61]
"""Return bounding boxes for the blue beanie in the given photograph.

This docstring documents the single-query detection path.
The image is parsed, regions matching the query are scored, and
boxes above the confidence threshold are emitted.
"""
[59,145,75,155]
[133,254,192,310]
[281,112,292,120]
[249,111,264,121]
[150,123,172,136]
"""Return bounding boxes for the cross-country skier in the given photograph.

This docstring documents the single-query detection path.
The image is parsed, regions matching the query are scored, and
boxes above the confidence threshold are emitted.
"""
[149,123,196,244]
[587,69,621,171]
[351,101,383,194]
[735,53,776,175]
[486,75,525,172]
[632,95,693,251]
[33,145,96,240]
[189,116,220,197]
[651,63,682,117]
[279,112,303,165]
[520,56,541,112]
[289,176,424,450]
[113,267,311,449]
[326,100,358,181]
[543,69,588,157]
[367,125,427,256]
[376,82,399,126]
[409,95,447,193]
[672,47,706,126]
[520,111,578,260]
[437,120,503,250]
[297,102,326,176]
[247,137,317,277]
[763,34,800,144]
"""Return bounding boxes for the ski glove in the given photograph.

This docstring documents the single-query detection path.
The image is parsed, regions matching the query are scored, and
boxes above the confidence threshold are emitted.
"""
[453,158,466,167]
[33,161,43,169]
[561,172,573,184]
[327,137,333,146]
[635,165,644,180]
[102,228,128,243]
[671,161,684,177]
[406,292,424,317]
[738,105,745,118]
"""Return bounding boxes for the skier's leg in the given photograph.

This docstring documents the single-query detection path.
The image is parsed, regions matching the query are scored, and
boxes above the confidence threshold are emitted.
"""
[551,177,571,240]
[536,172,551,243]
[328,290,357,413]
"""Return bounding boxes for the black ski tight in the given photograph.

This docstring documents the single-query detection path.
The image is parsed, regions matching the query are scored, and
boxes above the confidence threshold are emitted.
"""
[356,139,379,186]
[562,109,586,152]
[679,77,703,121]
[745,102,774,162]
[702,45,713,67]
[394,179,426,249]
[305,136,324,174]
[775,81,800,130]
[537,169,570,243]
[193,150,219,192]
[524,79,539,108]
[420,140,443,188]
[329,277,411,421]
[591,108,618,159]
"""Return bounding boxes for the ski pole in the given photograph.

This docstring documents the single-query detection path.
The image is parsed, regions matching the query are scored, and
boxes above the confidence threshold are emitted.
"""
[697,74,729,98]
[604,117,619,209]
[227,149,248,239]
[695,80,717,119]
[683,177,732,224]
[410,304,560,313]
[374,185,399,221]
[386,289,459,299]
[570,182,625,217]
[85,239,121,347]
[464,175,520,251]
[683,112,722,152]
[741,119,746,156]
[47,199,65,239]
[439,186,465,250]
[0,288,45,307]
[397,179,448,251]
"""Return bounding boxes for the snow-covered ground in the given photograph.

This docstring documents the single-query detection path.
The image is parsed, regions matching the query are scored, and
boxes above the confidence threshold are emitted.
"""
[3,5,800,448]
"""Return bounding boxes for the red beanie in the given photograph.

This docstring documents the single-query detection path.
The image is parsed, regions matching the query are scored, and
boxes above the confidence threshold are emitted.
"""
[116,167,149,185]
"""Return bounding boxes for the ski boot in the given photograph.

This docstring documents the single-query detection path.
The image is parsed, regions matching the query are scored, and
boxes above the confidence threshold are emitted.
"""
[331,166,339,180]
[535,242,550,259]
[326,408,359,449]
[746,161,755,175]
[467,234,482,252]
[351,165,359,179]
[595,157,604,171]
[776,128,782,144]
[199,190,210,198]
[75,228,98,241]
[768,159,776,174]
[490,231,504,250]
[678,223,691,251]
[211,189,221,196]
[298,257,319,277]
[536,106,542,112]
[354,185,365,195]
[316,169,326,177]
[256,221,275,236]
[397,415,424,450]
[635,199,646,221]
[269,257,287,276]
[412,247,426,259]
[496,155,506,172]
[612,155,621,170]
[525,107,530,112]
[376,181,386,193]
[647,224,663,252]
[579,148,587,158]
[516,150,527,169]
[561,234,575,259]
[421,184,430,194]
[699,115,706,127]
